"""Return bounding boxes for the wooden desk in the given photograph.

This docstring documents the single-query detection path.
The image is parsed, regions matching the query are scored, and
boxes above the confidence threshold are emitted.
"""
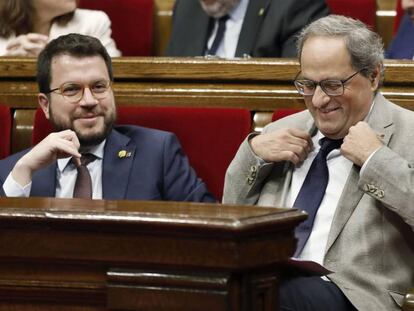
[0,197,305,311]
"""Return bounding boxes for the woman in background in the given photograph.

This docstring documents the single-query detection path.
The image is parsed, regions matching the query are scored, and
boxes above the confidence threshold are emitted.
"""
[0,0,120,57]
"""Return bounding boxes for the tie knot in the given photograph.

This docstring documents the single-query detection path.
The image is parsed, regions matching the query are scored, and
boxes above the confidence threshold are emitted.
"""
[319,137,343,156]
[218,14,229,24]
[79,153,96,166]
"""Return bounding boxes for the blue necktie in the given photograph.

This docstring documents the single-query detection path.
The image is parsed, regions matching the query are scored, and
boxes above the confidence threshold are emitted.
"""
[293,137,343,257]
[207,15,229,55]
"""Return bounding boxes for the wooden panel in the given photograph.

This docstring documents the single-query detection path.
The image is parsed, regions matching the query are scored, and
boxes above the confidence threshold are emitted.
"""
[0,197,305,310]
[107,270,231,311]
[404,288,414,311]
[153,0,175,56]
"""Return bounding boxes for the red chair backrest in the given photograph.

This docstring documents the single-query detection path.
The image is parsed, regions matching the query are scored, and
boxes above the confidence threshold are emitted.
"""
[394,0,404,34]
[78,0,154,56]
[33,107,252,200]
[272,108,303,122]
[325,0,377,29]
[0,105,11,159]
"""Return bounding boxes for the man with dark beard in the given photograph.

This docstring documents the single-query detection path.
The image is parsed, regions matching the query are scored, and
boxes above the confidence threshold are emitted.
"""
[166,0,330,58]
[0,33,216,202]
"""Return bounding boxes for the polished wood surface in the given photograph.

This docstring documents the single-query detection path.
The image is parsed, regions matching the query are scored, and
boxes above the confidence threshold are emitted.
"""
[404,288,414,311]
[0,197,305,310]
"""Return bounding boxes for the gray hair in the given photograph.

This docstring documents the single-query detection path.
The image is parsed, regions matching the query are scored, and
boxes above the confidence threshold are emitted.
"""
[296,15,384,84]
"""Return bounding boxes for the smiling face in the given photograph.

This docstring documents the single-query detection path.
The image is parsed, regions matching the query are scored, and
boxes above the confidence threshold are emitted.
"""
[38,54,116,147]
[300,36,378,139]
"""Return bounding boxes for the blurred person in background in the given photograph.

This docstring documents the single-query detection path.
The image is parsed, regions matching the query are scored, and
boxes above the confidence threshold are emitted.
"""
[386,0,414,59]
[166,0,329,58]
[0,0,120,57]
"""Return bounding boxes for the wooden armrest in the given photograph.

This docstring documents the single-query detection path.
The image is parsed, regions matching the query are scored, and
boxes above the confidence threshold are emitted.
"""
[403,288,414,311]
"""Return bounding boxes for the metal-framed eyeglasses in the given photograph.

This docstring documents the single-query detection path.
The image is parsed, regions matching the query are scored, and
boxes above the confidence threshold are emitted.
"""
[46,80,112,104]
[293,68,365,97]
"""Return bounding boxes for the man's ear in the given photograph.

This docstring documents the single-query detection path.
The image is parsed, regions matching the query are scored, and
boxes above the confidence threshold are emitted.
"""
[38,93,50,120]
[370,65,381,92]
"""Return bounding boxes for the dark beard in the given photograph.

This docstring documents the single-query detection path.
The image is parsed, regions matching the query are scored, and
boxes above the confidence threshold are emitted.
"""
[49,106,116,147]
[77,120,114,147]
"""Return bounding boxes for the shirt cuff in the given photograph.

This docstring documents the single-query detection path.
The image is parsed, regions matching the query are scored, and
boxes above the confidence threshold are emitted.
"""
[2,172,31,197]
[360,147,381,176]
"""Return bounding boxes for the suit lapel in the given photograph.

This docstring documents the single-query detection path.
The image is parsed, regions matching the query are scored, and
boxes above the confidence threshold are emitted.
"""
[102,129,136,200]
[235,0,270,57]
[325,93,395,252]
[30,164,57,197]
[183,3,212,55]
[268,115,317,207]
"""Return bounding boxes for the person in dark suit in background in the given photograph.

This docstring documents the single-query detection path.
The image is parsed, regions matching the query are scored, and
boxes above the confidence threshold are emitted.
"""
[0,33,215,202]
[166,0,330,58]
[386,0,414,59]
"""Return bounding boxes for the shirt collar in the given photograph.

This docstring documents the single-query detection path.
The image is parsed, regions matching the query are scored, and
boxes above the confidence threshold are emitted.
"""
[58,139,106,172]
[228,0,249,21]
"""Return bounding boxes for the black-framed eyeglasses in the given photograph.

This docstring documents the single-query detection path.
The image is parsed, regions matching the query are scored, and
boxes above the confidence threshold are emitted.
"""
[46,80,112,104]
[293,68,366,97]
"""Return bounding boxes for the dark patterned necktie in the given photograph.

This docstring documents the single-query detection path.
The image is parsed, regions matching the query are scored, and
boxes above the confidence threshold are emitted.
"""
[207,15,229,55]
[72,153,96,199]
[293,137,343,257]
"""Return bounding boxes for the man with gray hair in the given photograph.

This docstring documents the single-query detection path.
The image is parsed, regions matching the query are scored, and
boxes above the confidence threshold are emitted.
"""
[223,15,414,310]
[166,0,329,58]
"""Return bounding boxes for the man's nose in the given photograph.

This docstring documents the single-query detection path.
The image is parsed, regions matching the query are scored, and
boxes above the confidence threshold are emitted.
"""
[79,87,98,105]
[311,85,330,107]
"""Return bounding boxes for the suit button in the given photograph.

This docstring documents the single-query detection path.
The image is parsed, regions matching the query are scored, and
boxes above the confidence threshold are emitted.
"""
[377,190,385,198]
[250,165,257,172]
[247,177,254,185]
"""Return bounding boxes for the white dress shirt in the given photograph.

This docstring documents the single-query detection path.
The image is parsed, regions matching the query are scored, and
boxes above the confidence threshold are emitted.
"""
[287,132,353,265]
[3,140,105,199]
[205,0,249,58]
[287,101,378,265]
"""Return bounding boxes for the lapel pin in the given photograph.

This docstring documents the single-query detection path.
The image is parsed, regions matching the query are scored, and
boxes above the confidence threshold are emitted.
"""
[259,8,265,16]
[118,150,131,158]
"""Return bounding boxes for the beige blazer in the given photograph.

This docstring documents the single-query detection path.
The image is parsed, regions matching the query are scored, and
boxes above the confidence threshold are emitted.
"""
[223,93,414,310]
[0,9,121,57]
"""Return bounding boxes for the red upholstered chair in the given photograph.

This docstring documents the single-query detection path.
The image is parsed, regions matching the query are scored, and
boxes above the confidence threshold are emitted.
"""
[32,107,252,200]
[325,0,377,29]
[393,0,404,34]
[272,108,303,122]
[0,105,11,159]
[78,0,154,56]
[32,108,53,146]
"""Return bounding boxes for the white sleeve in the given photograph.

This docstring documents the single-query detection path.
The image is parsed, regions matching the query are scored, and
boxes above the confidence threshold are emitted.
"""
[2,172,31,197]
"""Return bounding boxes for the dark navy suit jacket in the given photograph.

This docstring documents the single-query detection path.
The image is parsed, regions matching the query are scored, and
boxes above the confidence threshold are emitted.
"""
[386,13,414,59]
[0,125,216,202]
[166,0,329,58]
